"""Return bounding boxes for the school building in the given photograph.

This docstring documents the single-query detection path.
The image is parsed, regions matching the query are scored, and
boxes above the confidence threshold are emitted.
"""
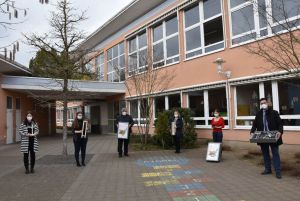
[1,0,300,145]
[79,0,300,144]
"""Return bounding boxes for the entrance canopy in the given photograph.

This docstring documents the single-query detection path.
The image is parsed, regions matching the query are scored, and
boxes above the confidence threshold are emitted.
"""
[1,75,126,100]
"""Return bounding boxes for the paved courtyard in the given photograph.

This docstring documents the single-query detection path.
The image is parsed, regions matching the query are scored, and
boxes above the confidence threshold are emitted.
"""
[0,134,299,201]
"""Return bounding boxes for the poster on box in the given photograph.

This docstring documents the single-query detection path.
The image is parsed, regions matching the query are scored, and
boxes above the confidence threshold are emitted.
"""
[118,122,129,139]
[206,142,222,162]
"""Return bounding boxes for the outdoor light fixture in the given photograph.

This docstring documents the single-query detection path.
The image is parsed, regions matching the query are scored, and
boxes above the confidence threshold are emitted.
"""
[214,58,231,79]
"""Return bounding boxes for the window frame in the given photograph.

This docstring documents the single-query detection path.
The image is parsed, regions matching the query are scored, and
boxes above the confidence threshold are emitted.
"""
[128,30,148,76]
[107,42,125,82]
[152,14,180,69]
[183,0,225,61]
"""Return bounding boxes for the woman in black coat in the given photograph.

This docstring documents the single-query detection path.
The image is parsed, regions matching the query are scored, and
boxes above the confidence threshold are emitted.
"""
[170,110,183,153]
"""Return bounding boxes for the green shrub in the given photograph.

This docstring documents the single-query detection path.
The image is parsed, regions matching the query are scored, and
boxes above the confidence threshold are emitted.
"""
[154,108,197,149]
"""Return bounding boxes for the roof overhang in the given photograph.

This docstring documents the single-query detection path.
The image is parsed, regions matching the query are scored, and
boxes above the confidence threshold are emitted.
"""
[0,55,31,76]
[1,75,125,100]
[79,0,167,51]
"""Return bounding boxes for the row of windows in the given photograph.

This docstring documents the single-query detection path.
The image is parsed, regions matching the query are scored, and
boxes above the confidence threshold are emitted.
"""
[129,78,300,128]
[93,0,300,82]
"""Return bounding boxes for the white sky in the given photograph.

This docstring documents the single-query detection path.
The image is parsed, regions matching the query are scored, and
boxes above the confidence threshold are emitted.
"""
[0,0,133,67]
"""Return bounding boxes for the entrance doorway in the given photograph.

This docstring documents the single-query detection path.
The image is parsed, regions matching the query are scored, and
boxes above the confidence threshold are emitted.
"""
[6,96,13,144]
[90,105,101,134]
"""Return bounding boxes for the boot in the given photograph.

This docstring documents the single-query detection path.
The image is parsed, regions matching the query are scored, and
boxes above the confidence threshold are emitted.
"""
[25,168,29,174]
[30,167,35,173]
[76,160,81,167]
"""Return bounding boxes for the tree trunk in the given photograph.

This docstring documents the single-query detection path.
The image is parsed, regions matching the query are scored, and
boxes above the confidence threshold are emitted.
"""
[62,79,68,157]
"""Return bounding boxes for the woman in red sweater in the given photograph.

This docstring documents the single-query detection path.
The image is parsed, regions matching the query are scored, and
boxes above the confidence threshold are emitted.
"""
[211,109,225,143]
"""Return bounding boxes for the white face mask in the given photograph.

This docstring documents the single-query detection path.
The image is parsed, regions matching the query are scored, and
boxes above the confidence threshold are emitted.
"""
[260,104,268,110]
[77,115,83,120]
[122,112,127,116]
[27,116,32,121]
[174,114,179,118]
[214,113,219,117]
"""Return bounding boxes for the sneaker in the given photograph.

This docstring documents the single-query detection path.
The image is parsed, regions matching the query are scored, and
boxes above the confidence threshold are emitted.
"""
[276,173,282,179]
[261,170,272,175]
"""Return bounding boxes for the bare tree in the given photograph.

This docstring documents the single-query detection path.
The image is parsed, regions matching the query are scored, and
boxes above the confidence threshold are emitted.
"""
[0,0,48,60]
[110,48,176,144]
[24,0,94,157]
[244,0,300,76]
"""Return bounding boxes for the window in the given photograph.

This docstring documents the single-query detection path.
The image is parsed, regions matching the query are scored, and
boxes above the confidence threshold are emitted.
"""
[278,79,300,126]
[128,31,148,75]
[184,1,224,59]
[230,0,300,45]
[155,96,165,118]
[107,42,125,82]
[235,84,259,127]
[95,53,105,81]
[16,98,21,110]
[130,100,138,124]
[188,88,228,127]
[152,15,179,68]
[168,94,181,109]
[7,96,12,109]
[130,99,149,125]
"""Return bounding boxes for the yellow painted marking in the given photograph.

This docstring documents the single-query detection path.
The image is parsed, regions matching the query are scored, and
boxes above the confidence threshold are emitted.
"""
[144,179,179,187]
[153,165,181,170]
[141,172,172,178]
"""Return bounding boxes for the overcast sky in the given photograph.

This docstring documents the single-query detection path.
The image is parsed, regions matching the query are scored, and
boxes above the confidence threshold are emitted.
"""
[0,0,133,67]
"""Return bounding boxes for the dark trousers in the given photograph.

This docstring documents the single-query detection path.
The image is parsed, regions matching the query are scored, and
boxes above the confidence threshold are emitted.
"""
[74,138,88,163]
[213,132,223,143]
[24,138,35,170]
[118,138,129,156]
[173,136,181,153]
[260,144,281,174]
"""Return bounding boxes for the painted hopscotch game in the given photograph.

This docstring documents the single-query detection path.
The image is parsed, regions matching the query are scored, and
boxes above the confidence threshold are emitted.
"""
[137,156,220,201]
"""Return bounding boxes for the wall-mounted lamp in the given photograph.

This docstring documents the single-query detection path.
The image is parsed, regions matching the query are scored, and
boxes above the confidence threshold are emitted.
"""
[214,58,231,79]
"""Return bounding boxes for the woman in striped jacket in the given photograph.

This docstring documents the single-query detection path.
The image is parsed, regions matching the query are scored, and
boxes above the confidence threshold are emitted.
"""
[19,111,39,174]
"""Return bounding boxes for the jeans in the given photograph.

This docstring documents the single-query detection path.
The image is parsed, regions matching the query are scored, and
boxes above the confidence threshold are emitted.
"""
[260,144,281,174]
[213,132,223,143]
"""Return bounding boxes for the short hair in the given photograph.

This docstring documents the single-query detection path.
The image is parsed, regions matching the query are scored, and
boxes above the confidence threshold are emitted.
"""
[121,108,127,112]
[214,108,220,113]
[259,98,267,102]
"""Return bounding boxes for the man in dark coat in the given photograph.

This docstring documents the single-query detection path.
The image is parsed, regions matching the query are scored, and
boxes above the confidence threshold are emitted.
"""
[251,98,283,179]
[116,108,134,157]
[169,110,184,153]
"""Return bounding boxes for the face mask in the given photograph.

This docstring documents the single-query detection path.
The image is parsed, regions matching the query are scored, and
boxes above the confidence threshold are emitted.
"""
[260,104,268,110]
[174,114,179,118]
[77,115,82,120]
[122,112,127,116]
[214,113,219,117]
[27,117,32,121]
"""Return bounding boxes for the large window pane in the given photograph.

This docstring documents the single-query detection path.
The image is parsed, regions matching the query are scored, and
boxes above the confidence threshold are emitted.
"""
[129,38,137,53]
[166,16,178,36]
[153,42,164,62]
[169,94,181,109]
[272,0,300,22]
[184,5,200,28]
[258,0,268,29]
[129,53,137,72]
[264,82,273,104]
[155,96,165,117]
[236,84,259,116]
[130,100,138,119]
[189,91,204,117]
[139,48,148,67]
[278,79,300,115]
[138,32,147,48]
[230,0,247,8]
[153,24,163,42]
[140,99,149,119]
[112,45,119,58]
[204,0,221,20]
[166,36,179,58]
[208,88,227,117]
[232,5,255,36]
[186,27,201,51]
[204,16,224,46]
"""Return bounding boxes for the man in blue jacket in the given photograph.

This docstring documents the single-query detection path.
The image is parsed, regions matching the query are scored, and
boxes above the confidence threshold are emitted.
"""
[251,98,283,179]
